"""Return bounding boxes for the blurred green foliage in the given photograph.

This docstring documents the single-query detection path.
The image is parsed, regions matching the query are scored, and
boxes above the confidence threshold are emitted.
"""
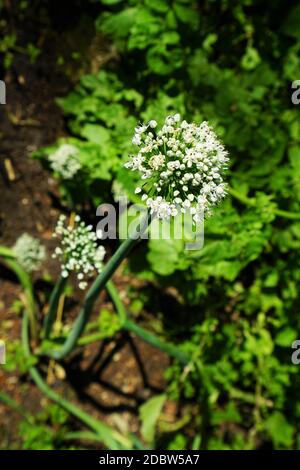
[0,0,41,69]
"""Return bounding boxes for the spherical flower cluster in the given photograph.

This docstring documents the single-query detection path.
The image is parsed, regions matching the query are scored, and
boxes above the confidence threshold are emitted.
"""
[48,144,81,179]
[13,233,46,273]
[125,114,229,222]
[52,215,106,290]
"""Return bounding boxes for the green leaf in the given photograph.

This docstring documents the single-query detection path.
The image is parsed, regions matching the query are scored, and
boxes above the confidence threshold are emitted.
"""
[288,145,300,172]
[139,394,166,443]
[101,0,123,4]
[147,237,188,275]
[80,124,110,146]
[211,402,242,425]
[173,3,199,26]
[98,8,137,40]
[145,0,169,13]
[241,47,261,71]
[264,412,294,448]
[146,46,180,75]
[282,5,300,39]
[162,31,180,45]
[275,327,297,347]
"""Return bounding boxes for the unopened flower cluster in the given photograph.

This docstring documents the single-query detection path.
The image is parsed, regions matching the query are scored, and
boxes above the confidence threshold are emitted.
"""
[52,215,105,290]
[13,233,46,273]
[125,114,229,222]
[48,144,81,179]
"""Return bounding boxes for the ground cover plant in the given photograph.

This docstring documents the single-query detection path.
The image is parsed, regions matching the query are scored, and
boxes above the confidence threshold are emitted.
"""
[0,0,300,451]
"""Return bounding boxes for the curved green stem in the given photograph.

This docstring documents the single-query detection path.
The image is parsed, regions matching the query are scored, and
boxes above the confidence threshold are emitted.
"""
[21,311,132,450]
[43,276,67,339]
[63,431,107,443]
[50,236,137,359]
[78,331,107,346]
[0,246,37,339]
[124,319,189,364]
[107,280,189,365]
[106,280,127,324]
[0,391,34,423]
[0,246,17,259]
[228,187,300,220]
[272,208,300,221]
[228,187,255,207]
[64,430,144,448]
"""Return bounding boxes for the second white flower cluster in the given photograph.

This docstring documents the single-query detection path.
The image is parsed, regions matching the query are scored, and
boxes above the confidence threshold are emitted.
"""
[52,215,105,290]
[48,144,81,180]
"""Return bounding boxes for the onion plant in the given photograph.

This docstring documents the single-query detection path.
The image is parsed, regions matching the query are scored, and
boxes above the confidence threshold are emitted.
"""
[1,114,299,448]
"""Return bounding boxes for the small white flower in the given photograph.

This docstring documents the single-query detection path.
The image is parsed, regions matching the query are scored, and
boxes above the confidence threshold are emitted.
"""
[149,120,157,128]
[132,134,141,146]
[149,153,165,170]
[79,281,88,290]
[13,234,46,273]
[135,125,148,134]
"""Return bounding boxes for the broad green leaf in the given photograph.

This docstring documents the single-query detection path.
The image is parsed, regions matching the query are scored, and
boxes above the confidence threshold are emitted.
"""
[80,124,110,146]
[139,394,166,443]
[275,327,298,347]
[264,412,294,448]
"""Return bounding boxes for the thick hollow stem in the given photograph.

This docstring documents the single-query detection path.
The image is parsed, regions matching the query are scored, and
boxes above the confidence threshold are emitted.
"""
[50,236,137,359]
[45,212,150,360]
[106,279,127,324]
[43,276,67,339]
[1,252,37,339]
[0,391,34,423]
[123,319,189,365]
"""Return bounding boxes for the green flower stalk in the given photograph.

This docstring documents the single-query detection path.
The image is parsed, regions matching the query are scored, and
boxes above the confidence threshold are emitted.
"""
[44,212,150,359]
[43,275,67,339]
[1,234,46,339]
[43,214,106,340]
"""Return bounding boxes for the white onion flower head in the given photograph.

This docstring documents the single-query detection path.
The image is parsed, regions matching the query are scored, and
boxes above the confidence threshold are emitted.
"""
[125,114,229,222]
[13,233,46,273]
[52,215,106,290]
[48,144,81,179]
